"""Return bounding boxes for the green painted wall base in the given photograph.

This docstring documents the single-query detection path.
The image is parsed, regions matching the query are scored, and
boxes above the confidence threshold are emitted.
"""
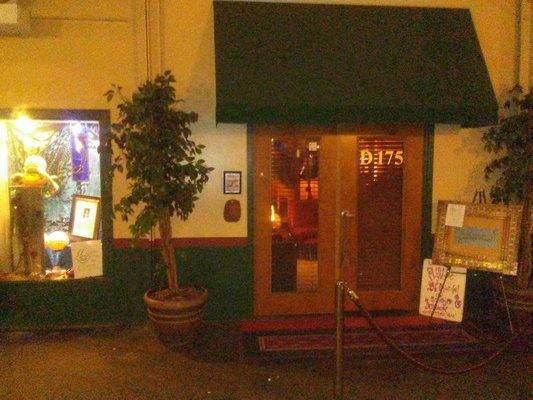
[114,244,254,325]
[0,244,253,329]
[0,278,120,329]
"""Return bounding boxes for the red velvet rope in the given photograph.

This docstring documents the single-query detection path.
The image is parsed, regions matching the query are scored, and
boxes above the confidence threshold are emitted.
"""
[346,289,526,375]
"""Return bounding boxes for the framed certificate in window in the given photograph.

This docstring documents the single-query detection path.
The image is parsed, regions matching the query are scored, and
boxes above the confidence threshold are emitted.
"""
[69,195,101,240]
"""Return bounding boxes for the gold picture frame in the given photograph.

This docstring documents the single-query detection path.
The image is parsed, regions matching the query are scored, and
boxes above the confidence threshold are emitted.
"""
[69,195,101,241]
[432,201,523,276]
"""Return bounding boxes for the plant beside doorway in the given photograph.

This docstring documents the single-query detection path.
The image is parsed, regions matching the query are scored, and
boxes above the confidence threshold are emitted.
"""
[482,85,532,324]
[105,70,213,346]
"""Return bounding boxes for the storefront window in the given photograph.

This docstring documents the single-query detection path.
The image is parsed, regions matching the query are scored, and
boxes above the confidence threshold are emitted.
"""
[0,115,104,281]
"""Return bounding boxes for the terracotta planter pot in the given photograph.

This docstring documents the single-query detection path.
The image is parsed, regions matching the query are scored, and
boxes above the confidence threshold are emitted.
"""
[144,287,208,348]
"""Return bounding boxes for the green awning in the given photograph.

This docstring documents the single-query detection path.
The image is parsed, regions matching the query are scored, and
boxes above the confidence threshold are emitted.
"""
[213,1,497,127]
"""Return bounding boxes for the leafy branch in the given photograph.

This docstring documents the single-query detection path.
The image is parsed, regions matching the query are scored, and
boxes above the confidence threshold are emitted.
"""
[482,85,531,204]
[105,70,213,290]
[483,85,532,289]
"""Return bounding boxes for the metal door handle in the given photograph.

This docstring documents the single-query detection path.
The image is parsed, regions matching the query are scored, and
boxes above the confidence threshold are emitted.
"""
[340,211,354,268]
[341,211,354,219]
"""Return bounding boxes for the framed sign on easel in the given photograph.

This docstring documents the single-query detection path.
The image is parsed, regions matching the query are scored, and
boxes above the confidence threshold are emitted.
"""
[432,201,523,276]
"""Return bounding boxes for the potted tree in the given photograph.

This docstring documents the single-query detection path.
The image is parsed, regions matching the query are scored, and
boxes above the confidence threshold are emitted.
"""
[105,70,213,346]
[482,85,532,325]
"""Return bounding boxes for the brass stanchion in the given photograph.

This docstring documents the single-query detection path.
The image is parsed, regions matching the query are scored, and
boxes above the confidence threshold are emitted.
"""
[334,281,346,399]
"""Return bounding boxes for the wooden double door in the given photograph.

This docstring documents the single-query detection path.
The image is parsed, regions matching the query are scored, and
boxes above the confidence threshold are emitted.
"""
[253,125,424,316]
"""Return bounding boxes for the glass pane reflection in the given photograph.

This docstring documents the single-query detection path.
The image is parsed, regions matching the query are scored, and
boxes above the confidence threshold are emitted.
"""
[357,138,404,291]
[270,137,319,293]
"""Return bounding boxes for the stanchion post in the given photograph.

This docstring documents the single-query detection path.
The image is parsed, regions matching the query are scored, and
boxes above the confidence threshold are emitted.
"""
[334,281,346,399]
[499,275,515,334]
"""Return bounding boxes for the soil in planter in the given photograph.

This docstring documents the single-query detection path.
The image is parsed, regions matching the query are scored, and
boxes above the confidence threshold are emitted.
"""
[149,286,204,302]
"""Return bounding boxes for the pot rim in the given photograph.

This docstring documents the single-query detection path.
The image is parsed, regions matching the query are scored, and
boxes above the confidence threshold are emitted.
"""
[144,286,208,309]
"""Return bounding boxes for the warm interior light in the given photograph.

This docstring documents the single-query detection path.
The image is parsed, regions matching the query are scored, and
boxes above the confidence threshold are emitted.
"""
[45,230,70,251]
[0,122,10,268]
[45,230,70,268]
[270,205,281,228]
[71,122,83,135]
[14,115,38,133]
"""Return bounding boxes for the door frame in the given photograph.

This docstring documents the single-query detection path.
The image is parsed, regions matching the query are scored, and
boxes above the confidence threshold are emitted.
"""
[247,124,435,317]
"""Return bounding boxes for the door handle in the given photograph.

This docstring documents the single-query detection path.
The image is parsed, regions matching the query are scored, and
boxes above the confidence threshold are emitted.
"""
[340,211,354,268]
[341,211,354,219]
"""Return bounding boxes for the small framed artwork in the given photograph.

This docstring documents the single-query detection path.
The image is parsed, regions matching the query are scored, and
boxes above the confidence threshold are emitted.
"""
[69,195,101,241]
[432,201,523,275]
[223,171,242,194]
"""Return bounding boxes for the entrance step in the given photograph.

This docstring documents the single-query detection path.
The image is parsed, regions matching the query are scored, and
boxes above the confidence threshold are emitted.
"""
[239,314,479,359]
[240,314,450,333]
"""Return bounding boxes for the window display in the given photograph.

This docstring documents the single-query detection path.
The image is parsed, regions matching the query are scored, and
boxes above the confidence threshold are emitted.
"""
[0,115,103,281]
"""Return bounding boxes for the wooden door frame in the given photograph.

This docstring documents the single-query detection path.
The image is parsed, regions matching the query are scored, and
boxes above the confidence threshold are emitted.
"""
[248,124,435,317]
[252,125,338,316]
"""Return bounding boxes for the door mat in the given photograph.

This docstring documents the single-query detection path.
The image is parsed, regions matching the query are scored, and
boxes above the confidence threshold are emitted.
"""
[240,314,449,333]
[256,328,478,357]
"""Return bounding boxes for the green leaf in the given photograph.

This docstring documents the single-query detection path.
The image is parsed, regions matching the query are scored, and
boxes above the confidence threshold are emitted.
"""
[105,70,213,286]
[482,87,531,204]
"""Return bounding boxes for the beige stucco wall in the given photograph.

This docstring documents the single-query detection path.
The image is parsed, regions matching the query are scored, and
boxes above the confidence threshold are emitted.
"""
[0,1,139,239]
[0,1,139,109]
[0,0,529,238]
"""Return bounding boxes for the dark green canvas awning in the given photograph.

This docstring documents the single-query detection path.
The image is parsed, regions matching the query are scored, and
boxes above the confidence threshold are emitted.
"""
[213,1,498,127]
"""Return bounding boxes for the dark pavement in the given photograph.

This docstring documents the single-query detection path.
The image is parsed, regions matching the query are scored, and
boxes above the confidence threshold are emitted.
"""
[0,324,530,399]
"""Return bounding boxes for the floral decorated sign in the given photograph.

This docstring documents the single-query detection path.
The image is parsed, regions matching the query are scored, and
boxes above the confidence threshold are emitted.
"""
[419,259,466,322]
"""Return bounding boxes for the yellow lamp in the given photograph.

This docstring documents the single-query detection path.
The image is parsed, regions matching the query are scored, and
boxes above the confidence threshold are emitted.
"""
[45,231,70,271]
[45,230,69,252]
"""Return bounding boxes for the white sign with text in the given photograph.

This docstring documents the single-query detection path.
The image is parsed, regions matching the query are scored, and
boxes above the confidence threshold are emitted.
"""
[419,259,466,322]
[445,203,466,227]
[71,240,103,278]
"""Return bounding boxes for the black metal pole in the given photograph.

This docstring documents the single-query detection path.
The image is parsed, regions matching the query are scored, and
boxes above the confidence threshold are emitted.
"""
[499,275,515,334]
[334,281,346,399]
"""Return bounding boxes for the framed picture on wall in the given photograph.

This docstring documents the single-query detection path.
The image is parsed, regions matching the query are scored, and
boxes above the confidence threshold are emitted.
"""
[432,201,523,276]
[223,171,242,194]
[69,195,101,240]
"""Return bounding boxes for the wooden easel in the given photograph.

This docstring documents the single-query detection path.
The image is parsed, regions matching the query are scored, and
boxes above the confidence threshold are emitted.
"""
[472,188,488,204]
[471,189,514,333]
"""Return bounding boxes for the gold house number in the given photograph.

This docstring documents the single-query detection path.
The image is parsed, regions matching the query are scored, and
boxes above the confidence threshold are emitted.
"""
[360,149,404,166]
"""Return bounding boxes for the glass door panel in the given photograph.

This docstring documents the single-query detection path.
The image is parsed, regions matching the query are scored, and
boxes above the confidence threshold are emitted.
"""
[357,138,404,291]
[340,125,424,311]
[254,126,337,316]
[270,137,319,293]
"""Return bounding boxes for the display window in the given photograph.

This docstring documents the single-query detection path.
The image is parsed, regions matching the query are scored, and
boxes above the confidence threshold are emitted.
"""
[0,113,105,281]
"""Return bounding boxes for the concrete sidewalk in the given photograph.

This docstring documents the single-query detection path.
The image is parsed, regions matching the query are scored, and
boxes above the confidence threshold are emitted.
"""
[0,325,529,399]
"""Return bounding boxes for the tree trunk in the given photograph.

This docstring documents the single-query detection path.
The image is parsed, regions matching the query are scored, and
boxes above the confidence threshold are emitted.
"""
[159,210,178,291]
[12,187,44,276]
[517,175,532,289]
[516,112,532,289]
